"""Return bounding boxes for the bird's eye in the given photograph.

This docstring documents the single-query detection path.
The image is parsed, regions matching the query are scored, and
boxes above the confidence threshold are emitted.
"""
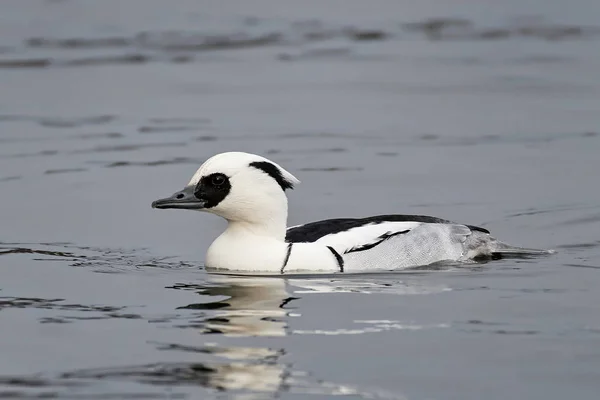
[211,175,225,186]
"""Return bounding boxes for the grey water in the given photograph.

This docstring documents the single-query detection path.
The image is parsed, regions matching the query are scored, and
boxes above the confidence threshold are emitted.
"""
[1,0,600,399]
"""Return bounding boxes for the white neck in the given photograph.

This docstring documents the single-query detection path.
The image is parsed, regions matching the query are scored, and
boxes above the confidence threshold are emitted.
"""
[225,217,287,240]
[206,216,290,273]
[215,189,289,240]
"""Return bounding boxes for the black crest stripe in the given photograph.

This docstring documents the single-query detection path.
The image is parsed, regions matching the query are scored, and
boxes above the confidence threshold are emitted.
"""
[345,229,410,254]
[327,246,344,273]
[249,161,295,191]
[280,243,293,274]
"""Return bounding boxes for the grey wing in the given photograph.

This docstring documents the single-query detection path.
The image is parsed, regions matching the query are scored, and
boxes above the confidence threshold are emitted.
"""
[341,223,474,272]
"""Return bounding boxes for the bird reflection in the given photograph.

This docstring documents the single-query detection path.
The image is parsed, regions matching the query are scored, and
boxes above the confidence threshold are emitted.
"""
[59,341,386,397]
[61,344,288,393]
[151,277,295,393]
[46,277,408,398]
[146,275,424,398]
[174,276,298,337]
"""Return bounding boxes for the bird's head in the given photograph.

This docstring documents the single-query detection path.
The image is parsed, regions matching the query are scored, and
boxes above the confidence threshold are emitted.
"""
[152,152,300,229]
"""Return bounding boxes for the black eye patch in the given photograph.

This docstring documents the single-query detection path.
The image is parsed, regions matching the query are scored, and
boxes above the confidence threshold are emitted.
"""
[194,173,231,208]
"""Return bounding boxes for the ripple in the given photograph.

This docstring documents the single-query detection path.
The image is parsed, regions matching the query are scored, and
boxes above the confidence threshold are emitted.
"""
[288,278,451,295]
[104,157,199,168]
[0,58,52,68]
[0,245,76,258]
[298,166,363,172]
[44,168,87,175]
[3,150,58,159]
[148,117,209,125]
[402,17,600,41]
[557,241,600,250]
[138,118,209,133]
[346,28,389,41]
[293,321,449,336]
[138,31,283,51]
[0,176,21,182]
[26,36,131,49]
[559,213,600,227]
[0,285,178,325]
[75,142,186,154]
[564,263,600,270]
[456,319,565,336]
[268,147,347,155]
[69,132,124,140]
[0,114,116,128]
[138,125,195,133]
[0,359,405,400]
[2,17,596,68]
[0,242,197,273]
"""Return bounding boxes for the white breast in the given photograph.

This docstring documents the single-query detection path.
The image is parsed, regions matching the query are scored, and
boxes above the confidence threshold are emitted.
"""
[206,233,288,272]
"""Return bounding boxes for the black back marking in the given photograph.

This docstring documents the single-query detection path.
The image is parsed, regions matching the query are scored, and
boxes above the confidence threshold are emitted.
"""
[344,230,410,254]
[194,173,231,208]
[249,161,295,191]
[286,214,489,243]
[280,243,293,274]
[279,296,300,309]
[327,246,344,272]
[279,297,300,308]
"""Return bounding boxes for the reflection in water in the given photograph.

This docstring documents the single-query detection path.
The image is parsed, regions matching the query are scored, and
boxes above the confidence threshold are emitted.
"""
[170,276,296,337]
[49,341,405,399]
[293,320,449,336]
[167,274,454,341]
[156,276,415,398]
[0,274,407,398]
[170,274,452,338]
[0,346,289,397]
[61,350,287,393]
[287,276,451,295]
[2,246,428,398]
[0,342,402,398]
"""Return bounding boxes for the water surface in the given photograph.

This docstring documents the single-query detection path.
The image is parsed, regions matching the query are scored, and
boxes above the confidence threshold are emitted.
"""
[1,1,600,399]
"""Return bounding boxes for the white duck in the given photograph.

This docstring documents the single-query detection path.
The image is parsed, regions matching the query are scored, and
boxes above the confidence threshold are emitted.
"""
[152,152,551,274]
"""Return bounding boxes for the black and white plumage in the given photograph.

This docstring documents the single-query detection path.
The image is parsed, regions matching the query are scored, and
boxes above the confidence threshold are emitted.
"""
[152,152,552,274]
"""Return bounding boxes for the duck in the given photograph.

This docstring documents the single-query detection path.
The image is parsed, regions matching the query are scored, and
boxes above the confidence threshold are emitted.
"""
[151,151,552,274]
